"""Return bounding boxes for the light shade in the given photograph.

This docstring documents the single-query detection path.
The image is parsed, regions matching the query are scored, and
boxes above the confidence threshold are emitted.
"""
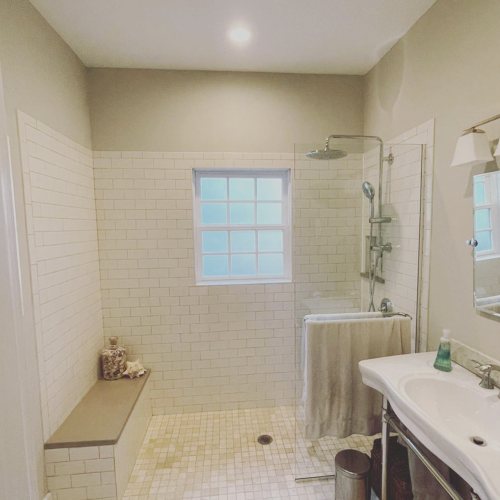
[451,129,494,167]
[495,140,500,157]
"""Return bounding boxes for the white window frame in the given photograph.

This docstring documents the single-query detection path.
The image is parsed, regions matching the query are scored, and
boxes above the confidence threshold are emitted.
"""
[474,174,500,260]
[192,168,292,285]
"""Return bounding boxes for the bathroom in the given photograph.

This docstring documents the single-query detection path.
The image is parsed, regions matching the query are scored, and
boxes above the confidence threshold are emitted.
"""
[1,0,500,499]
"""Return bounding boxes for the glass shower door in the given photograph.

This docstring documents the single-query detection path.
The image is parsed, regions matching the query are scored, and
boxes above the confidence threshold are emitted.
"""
[292,140,425,483]
[292,141,366,483]
[360,143,425,349]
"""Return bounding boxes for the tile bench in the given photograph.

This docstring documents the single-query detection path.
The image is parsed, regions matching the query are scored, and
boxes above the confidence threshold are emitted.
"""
[44,371,151,500]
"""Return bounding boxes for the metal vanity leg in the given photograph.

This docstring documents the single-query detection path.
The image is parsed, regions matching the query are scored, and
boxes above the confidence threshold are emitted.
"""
[381,397,390,500]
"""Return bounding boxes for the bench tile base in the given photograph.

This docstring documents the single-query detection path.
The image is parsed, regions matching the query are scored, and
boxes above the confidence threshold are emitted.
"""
[45,378,151,500]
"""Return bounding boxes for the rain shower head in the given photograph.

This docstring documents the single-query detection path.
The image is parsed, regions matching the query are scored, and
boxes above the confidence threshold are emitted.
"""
[362,181,375,200]
[306,146,348,160]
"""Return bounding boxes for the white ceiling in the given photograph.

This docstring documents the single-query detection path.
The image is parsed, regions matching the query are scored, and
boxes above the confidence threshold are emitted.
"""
[30,0,437,75]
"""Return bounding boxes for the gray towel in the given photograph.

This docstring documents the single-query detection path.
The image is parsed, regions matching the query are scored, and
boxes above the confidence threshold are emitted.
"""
[302,314,411,439]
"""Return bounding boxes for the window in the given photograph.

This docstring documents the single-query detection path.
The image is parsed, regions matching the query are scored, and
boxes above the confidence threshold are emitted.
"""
[473,174,499,259]
[193,169,291,284]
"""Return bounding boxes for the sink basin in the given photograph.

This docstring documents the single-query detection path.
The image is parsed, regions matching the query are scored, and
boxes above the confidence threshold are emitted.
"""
[401,375,500,451]
[359,352,500,500]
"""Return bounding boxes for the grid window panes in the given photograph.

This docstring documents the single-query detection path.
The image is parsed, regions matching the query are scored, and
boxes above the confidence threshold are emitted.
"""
[473,175,495,255]
[194,170,291,284]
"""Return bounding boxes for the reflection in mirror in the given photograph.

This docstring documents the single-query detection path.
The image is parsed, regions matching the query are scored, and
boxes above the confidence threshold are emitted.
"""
[473,172,500,317]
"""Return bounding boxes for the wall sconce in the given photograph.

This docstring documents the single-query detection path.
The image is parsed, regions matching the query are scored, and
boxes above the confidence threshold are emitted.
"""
[451,113,500,167]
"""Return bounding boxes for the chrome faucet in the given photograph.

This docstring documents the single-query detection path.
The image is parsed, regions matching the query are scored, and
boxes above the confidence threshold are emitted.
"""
[472,360,500,395]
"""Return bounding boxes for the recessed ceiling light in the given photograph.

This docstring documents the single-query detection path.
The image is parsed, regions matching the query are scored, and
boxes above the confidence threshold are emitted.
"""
[229,28,251,43]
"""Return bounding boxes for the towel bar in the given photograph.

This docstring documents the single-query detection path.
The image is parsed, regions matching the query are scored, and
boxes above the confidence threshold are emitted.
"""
[382,312,412,319]
[303,312,412,322]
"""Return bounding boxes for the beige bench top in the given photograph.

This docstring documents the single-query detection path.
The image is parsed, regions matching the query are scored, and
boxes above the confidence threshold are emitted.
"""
[45,371,150,449]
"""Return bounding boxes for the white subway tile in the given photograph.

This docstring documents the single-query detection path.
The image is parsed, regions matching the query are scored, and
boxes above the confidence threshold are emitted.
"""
[45,448,69,463]
[71,472,102,488]
[85,458,115,473]
[69,447,99,461]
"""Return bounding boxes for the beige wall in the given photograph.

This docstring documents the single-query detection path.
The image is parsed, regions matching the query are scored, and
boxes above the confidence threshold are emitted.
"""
[0,65,34,500]
[0,0,92,149]
[364,0,500,356]
[0,0,92,497]
[88,69,364,153]
[19,114,103,442]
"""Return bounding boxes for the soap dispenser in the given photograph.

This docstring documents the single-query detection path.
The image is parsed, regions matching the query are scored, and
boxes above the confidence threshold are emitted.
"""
[433,329,452,372]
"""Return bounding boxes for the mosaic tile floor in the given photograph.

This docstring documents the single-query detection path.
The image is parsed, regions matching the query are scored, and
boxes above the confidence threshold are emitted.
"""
[123,406,377,500]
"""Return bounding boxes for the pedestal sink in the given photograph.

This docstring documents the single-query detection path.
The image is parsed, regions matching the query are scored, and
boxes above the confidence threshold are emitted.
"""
[359,352,500,500]
[402,375,500,451]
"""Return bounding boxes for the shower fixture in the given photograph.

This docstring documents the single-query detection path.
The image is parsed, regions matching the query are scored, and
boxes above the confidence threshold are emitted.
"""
[371,242,393,256]
[362,181,375,219]
[308,134,395,312]
[362,181,392,257]
[362,181,375,200]
[306,143,348,160]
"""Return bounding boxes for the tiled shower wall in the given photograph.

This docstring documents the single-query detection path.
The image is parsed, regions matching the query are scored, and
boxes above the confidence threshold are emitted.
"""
[361,120,434,351]
[94,151,362,414]
[17,111,431,428]
[361,144,422,343]
[18,113,104,440]
[293,154,363,318]
[292,152,363,418]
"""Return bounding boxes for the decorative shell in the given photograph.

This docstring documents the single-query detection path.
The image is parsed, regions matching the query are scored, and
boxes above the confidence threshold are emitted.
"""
[123,360,146,379]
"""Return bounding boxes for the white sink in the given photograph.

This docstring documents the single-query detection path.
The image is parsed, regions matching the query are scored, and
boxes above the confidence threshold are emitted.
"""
[402,376,500,450]
[359,352,500,500]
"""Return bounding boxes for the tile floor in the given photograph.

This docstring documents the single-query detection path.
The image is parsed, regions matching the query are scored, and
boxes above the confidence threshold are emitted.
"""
[123,406,377,499]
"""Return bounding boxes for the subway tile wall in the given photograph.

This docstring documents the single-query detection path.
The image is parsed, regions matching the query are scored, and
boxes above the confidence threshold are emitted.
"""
[45,445,117,500]
[18,112,104,440]
[17,111,432,426]
[93,151,362,414]
[361,144,422,343]
[361,120,434,352]
[293,154,363,318]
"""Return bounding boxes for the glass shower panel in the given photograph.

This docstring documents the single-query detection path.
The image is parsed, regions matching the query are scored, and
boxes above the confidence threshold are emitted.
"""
[360,143,424,349]
[293,140,368,482]
[292,140,424,482]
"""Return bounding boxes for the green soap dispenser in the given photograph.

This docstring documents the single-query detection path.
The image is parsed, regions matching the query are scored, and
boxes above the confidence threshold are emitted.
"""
[434,328,452,372]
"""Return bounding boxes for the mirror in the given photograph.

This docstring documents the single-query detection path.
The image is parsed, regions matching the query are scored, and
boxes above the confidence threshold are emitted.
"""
[473,171,500,317]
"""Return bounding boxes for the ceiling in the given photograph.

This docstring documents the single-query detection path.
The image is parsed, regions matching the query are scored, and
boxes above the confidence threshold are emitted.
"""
[30,0,437,75]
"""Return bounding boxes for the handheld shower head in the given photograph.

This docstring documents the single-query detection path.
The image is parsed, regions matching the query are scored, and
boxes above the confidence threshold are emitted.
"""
[362,182,375,200]
[362,181,375,218]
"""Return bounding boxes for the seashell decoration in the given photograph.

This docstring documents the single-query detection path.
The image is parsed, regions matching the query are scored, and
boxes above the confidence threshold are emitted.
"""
[123,359,146,379]
[102,337,127,380]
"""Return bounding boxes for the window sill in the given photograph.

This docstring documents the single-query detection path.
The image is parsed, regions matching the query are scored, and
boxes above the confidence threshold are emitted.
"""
[196,279,292,286]
[476,253,500,262]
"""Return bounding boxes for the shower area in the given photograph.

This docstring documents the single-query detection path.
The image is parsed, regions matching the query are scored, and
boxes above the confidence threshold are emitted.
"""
[292,135,425,482]
[17,103,429,499]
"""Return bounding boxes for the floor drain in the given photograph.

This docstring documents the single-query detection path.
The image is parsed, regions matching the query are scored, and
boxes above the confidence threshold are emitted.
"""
[470,436,487,446]
[257,435,273,445]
